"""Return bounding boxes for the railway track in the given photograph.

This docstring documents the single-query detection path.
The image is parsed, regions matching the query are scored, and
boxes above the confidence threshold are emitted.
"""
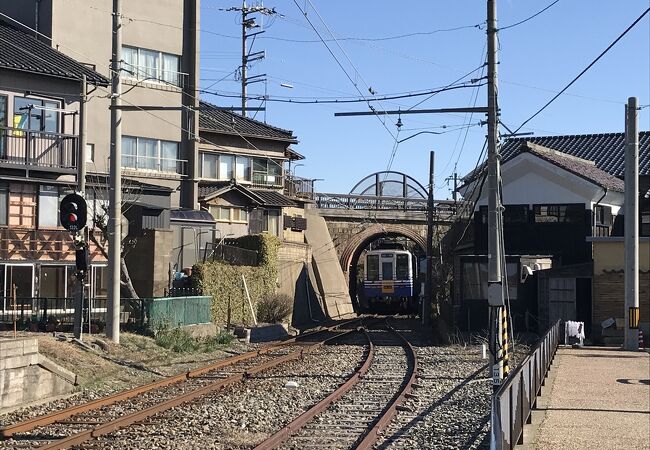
[0,318,362,450]
[254,319,418,450]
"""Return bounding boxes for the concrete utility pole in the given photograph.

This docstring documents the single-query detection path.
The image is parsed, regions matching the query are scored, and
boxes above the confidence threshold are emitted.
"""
[486,0,506,388]
[227,1,274,117]
[107,0,122,343]
[73,74,88,341]
[624,96,639,351]
[424,151,434,326]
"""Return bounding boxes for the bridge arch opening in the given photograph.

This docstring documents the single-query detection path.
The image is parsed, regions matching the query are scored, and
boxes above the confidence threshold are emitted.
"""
[340,224,426,314]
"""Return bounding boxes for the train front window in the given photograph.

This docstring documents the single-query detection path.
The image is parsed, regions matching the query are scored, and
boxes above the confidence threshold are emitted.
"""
[382,262,393,281]
[366,255,379,281]
[396,254,410,280]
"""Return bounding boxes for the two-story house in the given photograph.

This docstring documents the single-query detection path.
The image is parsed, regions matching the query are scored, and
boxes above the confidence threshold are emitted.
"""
[454,133,649,337]
[1,1,201,297]
[171,101,308,270]
[0,21,111,310]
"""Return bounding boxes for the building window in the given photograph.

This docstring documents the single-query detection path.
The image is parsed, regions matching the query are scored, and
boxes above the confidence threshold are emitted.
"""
[85,143,95,163]
[0,94,7,126]
[200,153,252,181]
[252,158,283,186]
[0,183,7,226]
[122,46,182,86]
[211,206,249,223]
[38,185,59,228]
[122,136,179,173]
[8,183,36,227]
[13,97,60,133]
[534,204,583,224]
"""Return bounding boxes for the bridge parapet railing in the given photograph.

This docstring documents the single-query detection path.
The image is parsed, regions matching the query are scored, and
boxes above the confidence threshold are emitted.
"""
[314,192,459,213]
[493,319,561,450]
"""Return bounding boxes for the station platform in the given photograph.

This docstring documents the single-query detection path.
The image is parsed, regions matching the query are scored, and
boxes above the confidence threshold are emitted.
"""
[529,347,650,450]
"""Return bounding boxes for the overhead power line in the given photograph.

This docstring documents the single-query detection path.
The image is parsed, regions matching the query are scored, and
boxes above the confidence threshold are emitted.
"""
[200,80,485,104]
[499,0,561,31]
[514,6,650,134]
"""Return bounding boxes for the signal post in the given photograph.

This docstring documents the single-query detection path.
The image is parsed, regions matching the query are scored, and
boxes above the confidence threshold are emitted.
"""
[60,193,88,340]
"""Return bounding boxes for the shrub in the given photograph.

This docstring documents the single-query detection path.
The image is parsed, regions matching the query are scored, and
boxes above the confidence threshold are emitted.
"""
[155,327,198,353]
[203,331,236,351]
[257,293,293,324]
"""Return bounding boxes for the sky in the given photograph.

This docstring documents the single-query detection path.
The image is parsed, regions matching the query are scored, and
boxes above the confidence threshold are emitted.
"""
[199,0,650,197]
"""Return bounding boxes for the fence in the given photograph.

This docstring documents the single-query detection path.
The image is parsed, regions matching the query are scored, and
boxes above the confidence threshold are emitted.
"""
[0,126,78,171]
[145,296,212,329]
[0,295,212,333]
[492,319,561,450]
[203,242,259,266]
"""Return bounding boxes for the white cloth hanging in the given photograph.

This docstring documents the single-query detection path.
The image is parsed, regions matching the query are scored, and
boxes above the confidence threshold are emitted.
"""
[565,320,585,345]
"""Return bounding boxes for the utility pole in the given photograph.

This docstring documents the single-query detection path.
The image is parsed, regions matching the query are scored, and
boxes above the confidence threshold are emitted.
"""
[424,151,434,326]
[107,0,122,343]
[227,2,276,117]
[486,0,505,391]
[624,96,639,351]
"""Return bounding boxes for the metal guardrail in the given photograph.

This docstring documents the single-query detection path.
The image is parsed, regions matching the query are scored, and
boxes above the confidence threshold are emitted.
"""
[493,319,561,450]
[314,192,460,213]
[203,242,259,266]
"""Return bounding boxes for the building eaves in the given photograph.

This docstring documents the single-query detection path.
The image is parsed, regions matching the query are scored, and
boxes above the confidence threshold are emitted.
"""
[0,20,110,86]
[198,101,298,143]
[250,189,297,207]
[521,143,625,192]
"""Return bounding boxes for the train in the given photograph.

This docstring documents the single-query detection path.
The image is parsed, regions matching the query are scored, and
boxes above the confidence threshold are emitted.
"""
[361,248,417,312]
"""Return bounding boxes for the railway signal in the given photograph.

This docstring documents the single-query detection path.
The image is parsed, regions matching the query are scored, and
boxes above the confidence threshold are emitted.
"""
[60,193,87,232]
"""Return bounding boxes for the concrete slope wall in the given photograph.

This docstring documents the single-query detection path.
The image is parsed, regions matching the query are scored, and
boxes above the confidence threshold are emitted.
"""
[0,338,76,412]
[304,208,355,319]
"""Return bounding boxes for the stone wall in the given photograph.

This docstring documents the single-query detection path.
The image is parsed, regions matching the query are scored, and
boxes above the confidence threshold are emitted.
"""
[0,338,76,412]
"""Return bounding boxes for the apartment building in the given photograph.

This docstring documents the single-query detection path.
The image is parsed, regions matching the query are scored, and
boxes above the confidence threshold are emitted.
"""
[1,0,201,208]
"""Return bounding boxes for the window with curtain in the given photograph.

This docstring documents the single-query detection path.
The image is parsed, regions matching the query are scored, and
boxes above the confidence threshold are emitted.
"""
[121,46,181,86]
[122,136,179,173]
[201,153,218,179]
[235,156,251,181]
[122,136,137,168]
[38,185,59,228]
[219,155,233,180]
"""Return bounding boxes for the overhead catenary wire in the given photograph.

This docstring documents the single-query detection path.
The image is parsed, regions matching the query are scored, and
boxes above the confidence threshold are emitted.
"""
[499,0,561,31]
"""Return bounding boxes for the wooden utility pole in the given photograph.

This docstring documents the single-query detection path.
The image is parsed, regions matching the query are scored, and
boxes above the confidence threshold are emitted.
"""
[107,0,123,343]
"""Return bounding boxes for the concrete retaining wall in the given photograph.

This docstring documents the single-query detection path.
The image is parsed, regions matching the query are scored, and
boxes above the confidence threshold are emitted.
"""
[0,338,76,412]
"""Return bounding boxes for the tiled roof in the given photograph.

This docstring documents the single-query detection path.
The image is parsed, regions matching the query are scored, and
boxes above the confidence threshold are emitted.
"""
[198,182,296,207]
[522,143,625,192]
[0,21,109,86]
[250,189,297,207]
[170,209,215,222]
[199,101,297,142]
[500,132,650,177]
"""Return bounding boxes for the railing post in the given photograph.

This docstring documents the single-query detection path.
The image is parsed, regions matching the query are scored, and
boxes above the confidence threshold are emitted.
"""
[25,130,30,165]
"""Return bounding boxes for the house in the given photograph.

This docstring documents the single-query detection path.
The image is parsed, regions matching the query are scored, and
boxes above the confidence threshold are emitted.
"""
[455,133,649,337]
[0,20,110,307]
[169,101,309,269]
[1,1,202,297]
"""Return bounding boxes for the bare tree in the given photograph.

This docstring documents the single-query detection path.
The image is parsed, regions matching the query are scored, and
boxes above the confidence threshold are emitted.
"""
[87,176,141,299]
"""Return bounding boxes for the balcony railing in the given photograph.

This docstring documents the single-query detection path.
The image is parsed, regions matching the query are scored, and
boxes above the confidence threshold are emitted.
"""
[252,172,283,188]
[122,154,188,176]
[0,126,77,172]
[285,175,315,199]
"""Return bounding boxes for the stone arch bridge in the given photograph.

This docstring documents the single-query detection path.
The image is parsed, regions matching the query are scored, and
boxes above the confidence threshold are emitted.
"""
[313,171,460,282]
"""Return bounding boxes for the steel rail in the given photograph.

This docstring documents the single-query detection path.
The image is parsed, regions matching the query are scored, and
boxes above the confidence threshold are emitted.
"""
[35,327,361,450]
[253,329,375,450]
[252,320,418,450]
[355,324,418,450]
[1,318,361,439]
